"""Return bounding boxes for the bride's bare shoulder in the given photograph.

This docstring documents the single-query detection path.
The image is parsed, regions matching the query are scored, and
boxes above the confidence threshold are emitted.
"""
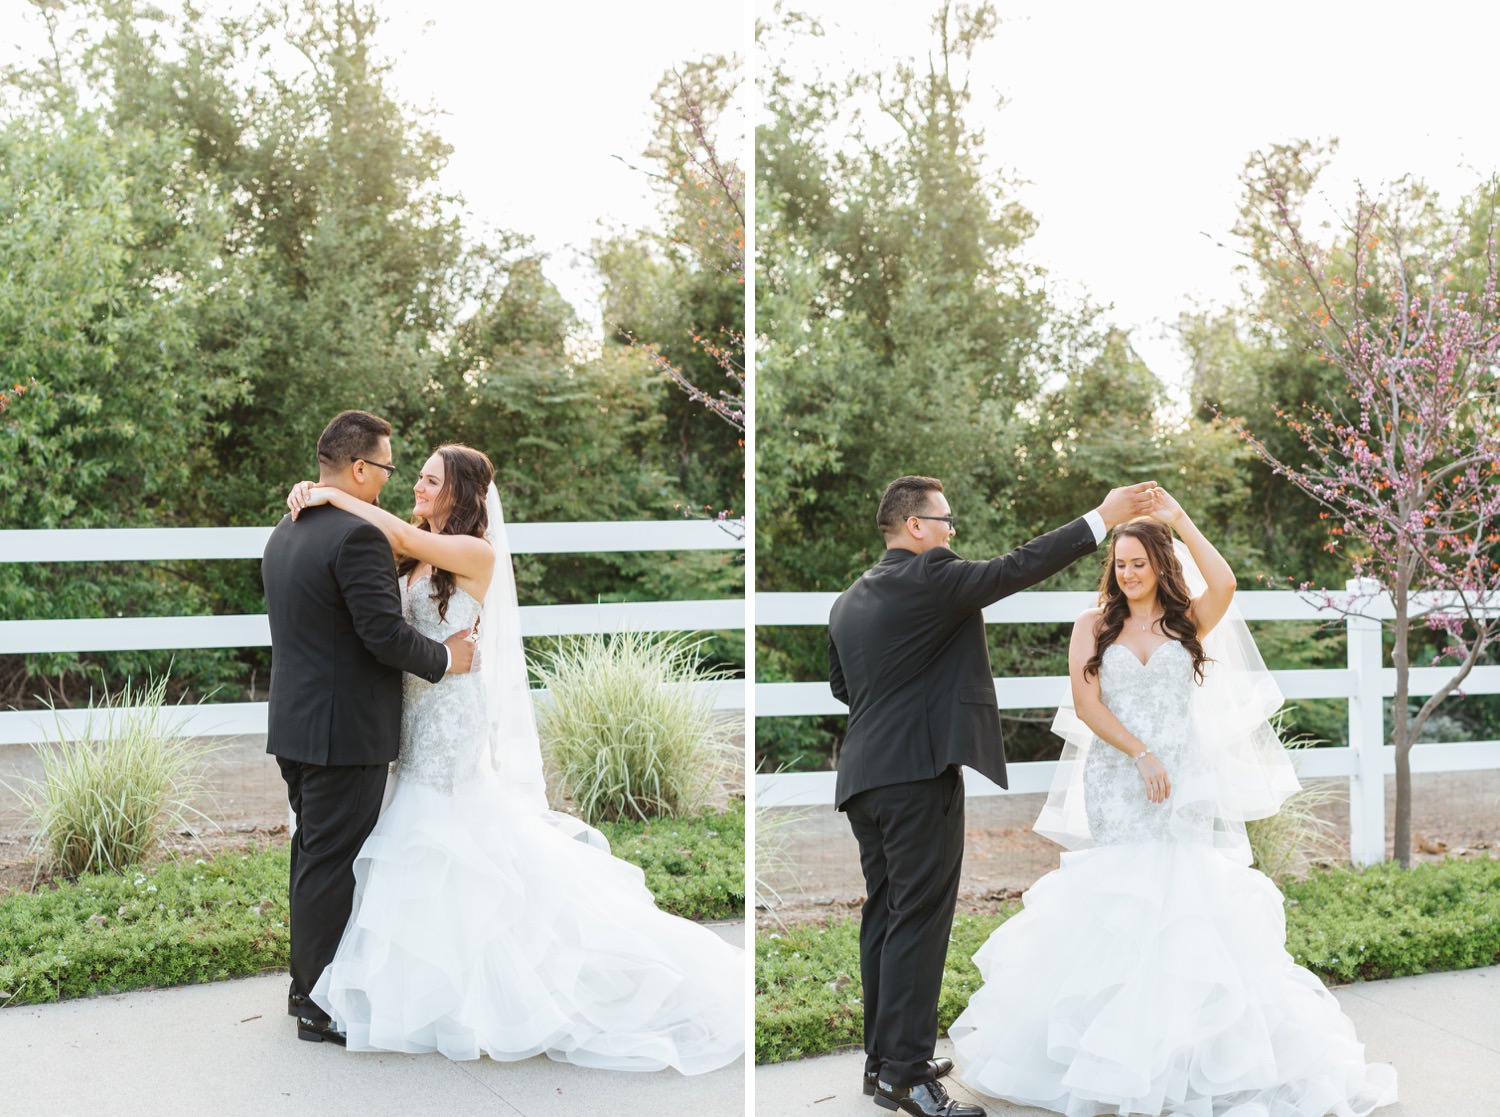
[1070,606,1104,650]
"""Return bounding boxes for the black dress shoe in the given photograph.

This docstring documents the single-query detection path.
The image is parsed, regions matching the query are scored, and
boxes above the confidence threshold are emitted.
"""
[296,1015,347,1046]
[287,993,310,1018]
[873,1078,984,1117]
[864,1058,954,1097]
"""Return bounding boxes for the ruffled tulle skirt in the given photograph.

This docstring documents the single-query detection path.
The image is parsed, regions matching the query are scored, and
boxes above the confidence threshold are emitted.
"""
[949,839,1396,1116]
[310,775,744,1074]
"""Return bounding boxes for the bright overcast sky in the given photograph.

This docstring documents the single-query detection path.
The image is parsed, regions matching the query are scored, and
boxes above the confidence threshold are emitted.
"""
[1,0,746,335]
[766,0,1500,387]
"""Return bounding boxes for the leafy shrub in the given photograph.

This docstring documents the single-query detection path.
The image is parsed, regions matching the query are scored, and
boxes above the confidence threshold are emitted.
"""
[1283,857,1500,982]
[0,804,744,1007]
[755,916,863,1063]
[534,631,735,824]
[596,800,746,921]
[0,845,291,1007]
[753,912,999,1064]
[7,675,216,877]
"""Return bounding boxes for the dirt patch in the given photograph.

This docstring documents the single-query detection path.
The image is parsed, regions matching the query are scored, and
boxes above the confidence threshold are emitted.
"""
[756,770,1500,931]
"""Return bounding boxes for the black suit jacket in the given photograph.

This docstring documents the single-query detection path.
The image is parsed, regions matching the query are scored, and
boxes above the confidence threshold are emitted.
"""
[261,505,448,767]
[827,518,1098,809]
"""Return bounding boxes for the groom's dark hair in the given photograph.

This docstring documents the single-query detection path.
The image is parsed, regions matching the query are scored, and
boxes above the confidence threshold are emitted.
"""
[317,410,392,470]
[877,475,944,538]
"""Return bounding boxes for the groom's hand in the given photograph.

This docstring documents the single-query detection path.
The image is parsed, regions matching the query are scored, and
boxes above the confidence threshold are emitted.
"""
[443,631,478,674]
[1095,481,1157,530]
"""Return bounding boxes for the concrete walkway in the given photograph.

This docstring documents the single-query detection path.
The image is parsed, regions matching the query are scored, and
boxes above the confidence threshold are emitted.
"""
[753,964,1500,1116]
[4,923,746,1116]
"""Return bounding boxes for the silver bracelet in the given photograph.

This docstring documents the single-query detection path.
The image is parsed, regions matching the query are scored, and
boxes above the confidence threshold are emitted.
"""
[1133,749,1153,764]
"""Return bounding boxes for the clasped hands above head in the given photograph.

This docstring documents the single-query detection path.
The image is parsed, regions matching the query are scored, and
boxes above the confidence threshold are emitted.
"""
[1095,481,1184,530]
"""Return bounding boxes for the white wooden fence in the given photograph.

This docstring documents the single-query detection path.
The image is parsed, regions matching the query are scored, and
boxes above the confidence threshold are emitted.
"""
[0,521,745,745]
[753,584,1500,866]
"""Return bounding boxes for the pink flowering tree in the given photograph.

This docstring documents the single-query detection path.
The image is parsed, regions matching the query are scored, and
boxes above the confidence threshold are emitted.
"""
[1230,163,1500,866]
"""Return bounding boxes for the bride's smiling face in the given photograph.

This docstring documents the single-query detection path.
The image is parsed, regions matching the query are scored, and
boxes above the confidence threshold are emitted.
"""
[412,453,447,526]
[1112,534,1158,605]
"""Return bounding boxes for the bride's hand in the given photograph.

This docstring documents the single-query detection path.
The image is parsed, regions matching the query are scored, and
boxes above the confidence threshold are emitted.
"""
[1135,751,1172,804]
[287,480,331,521]
[1148,486,1185,528]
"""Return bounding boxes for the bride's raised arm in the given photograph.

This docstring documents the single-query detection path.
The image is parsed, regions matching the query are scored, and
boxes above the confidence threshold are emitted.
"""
[1149,488,1234,639]
[287,481,494,585]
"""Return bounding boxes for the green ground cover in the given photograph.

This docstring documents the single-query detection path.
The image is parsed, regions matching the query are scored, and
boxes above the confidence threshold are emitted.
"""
[0,800,744,1007]
[755,856,1500,1063]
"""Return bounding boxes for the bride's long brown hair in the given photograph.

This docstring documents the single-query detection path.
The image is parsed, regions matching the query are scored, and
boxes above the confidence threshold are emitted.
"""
[1084,519,1208,684]
[396,444,495,622]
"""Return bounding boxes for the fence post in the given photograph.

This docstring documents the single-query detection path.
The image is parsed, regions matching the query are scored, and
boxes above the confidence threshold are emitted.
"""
[1345,578,1386,865]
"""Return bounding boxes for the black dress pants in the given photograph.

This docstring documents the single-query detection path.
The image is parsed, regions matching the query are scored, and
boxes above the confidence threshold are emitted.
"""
[844,765,966,1089]
[277,757,388,1018]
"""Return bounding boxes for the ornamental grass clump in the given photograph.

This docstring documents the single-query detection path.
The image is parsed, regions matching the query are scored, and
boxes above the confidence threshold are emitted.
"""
[754,765,811,925]
[534,631,734,825]
[754,800,810,921]
[1247,777,1344,880]
[8,675,217,878]
[1247,713,1344,880]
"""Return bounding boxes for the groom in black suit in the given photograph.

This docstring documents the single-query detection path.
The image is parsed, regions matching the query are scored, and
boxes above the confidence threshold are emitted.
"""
[261,409,477,1044]
[829,475,1153,1116]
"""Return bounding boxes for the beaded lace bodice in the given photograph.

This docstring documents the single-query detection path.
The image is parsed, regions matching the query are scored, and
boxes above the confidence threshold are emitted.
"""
[1083,640,1195,846]
[393,574,487,792]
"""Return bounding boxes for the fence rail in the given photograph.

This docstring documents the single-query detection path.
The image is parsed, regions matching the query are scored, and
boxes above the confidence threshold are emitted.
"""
[753,586,1500,866]
[1,521,738,561]
[0,521,746,746]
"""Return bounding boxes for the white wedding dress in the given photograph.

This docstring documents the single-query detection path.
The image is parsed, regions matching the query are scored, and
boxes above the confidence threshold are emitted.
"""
[309,574,744,1073]
[949,640,1397,1117]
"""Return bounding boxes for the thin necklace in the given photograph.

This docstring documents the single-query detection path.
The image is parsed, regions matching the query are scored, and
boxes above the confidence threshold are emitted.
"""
[1132,610,1161,633]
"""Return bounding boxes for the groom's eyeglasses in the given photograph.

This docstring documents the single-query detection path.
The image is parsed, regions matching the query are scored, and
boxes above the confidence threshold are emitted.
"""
[910,515,956,528]
[354,457,397,478]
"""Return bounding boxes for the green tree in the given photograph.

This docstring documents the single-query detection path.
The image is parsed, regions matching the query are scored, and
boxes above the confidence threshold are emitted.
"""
[0,0,471,703]
[1181,142,1365,590]
[0,99,252,702]
[596,55,746,521]
[0,0,744,704]
[757,2,1062,597]
[751,4,1342,773]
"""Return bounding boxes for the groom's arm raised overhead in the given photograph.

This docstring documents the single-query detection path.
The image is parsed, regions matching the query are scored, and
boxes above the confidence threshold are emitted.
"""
[931,482,1158,613]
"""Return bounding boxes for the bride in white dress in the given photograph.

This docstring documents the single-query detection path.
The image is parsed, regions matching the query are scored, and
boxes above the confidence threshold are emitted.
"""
[949,489,1396,1116]
[286,444,743,1074]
